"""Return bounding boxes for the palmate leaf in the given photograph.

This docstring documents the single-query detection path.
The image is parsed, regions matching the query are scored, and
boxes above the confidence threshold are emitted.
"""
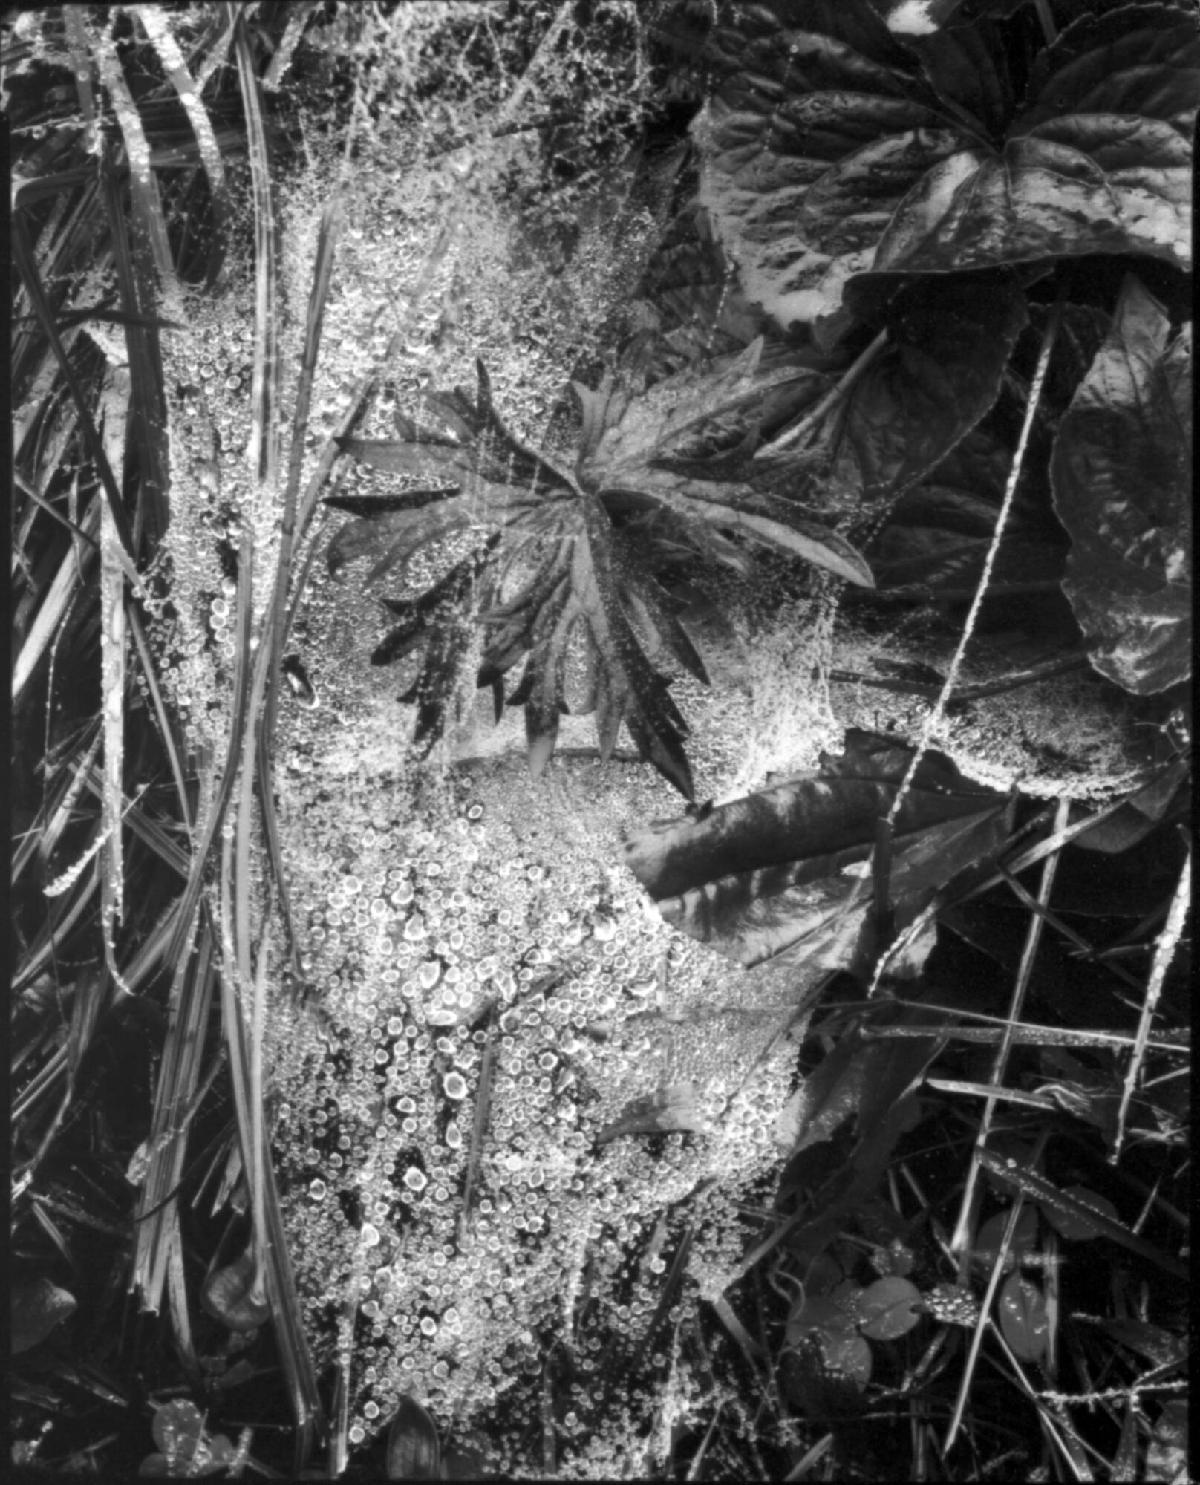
[328,365,711,795]
[578,337,878,584]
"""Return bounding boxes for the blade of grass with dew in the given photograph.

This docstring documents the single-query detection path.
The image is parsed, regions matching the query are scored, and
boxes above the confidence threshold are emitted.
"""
[949,798,1070,1270]
[166,1225,198,1373]
[863,297,1066,1002]
[127,603,194,833]
[12,497,100,704]
[11,217,137,560]
[160,523,256,976]
[978,1153,1188,1278]
[79,765,190,878]
[99,154,171,549]
[232,10,280,488]
[944,1129,1051,1454]
[91,18,174,285]
[132,916,219,1313]
[258,196,342,970]
[15,724,102,884]
[98,364,130,950]
[133,6,230,250]
[863,1010,1185,1054]
[1112,848,1190,1160]
[262,1,320,90]
[19,858,99,995]
[62,6,99,155]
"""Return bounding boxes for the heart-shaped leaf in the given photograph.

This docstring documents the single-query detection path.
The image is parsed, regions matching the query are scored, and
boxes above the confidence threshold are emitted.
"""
[699,1,1199,336]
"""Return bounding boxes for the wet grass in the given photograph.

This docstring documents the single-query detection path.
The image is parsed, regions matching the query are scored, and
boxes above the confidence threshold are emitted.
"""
[8,5,1189,1480]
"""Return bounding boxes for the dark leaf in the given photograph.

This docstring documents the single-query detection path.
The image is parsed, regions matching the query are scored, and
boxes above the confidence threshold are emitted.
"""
[1070,758,1189,852]
[997,1272,1049,1361]
[869,8,1200,278]
[696,0,956,328]
[975,1206,1039,1270]
[1050,275,1192,693]
[1039,1185,1121,1242]
[151,1399,206,1457]
[624,729,1009,972]
[385,1396,441,1480]
[858,1276,922,1341]
[325,494,474,582]
[895,12,1013,139]
[11,1275,76,1353]
[701,2,1198,336]
[336,364,704,793]
[832,275,1028,508]
[774,1034,869,1157]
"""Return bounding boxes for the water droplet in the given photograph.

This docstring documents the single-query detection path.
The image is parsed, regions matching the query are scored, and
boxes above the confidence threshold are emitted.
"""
[443,1071,468,1100]
[308,1178,327,1202]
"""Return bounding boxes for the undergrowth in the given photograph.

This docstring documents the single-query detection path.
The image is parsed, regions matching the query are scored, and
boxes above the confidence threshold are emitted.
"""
[8,3,1191,1481]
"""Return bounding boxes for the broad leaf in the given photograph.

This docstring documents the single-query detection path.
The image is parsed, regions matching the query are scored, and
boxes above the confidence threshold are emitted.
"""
[624,729,1009,973]
[868,6,1200,278]
[695,0,957,328]
[1050,276,1192,694]
[826,275,1028,509]
[699,1,1199,333]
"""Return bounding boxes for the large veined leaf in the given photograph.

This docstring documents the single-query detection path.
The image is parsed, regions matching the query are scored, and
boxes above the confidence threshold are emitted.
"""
[695,0,958,328]
[1050,275,1192,694]
[624,729,1010,973]
[825,274,1028,508]
[868,6,1200,279]
[698,1,1200,333]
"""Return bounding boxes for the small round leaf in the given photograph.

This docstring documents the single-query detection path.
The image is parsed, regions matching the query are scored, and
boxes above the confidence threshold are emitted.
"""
[858,1277,922,1341]
[151,1398,206,1458]
[816,1329,873,1386]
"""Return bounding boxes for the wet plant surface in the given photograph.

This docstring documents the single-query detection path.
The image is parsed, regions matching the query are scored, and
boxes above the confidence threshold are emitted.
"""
[8,4,1192,1480]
